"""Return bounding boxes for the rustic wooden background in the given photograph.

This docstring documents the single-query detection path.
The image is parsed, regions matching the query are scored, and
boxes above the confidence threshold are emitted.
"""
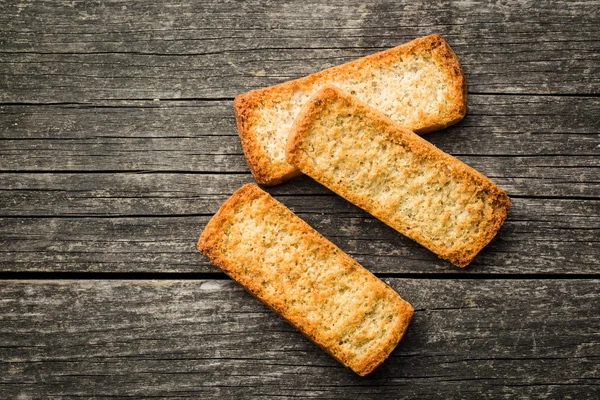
[1,0,599,398]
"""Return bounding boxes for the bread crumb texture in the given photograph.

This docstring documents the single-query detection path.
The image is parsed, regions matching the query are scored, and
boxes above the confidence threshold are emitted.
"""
[198,184,413,376]
[234,34,466,185]
[286,86,510,267]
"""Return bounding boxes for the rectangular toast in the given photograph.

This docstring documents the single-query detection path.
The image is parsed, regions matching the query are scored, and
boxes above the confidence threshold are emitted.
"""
[197,184,413,376]
[234,34,467,185]
[286,86,511,268]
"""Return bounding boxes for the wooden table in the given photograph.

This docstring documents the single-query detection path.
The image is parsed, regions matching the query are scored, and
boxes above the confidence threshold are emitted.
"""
[1,1,599,398]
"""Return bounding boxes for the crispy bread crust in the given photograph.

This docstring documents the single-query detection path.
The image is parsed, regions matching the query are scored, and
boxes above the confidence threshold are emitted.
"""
[286,86,510,268]
[234,34,467,185]
[198,184,414,375]
[234,96,303,185]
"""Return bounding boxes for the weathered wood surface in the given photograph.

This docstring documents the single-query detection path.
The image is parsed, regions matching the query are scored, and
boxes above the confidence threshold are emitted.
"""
[1,0,599,397]
[1,195,598,274]
[1,151,596,197]
[2,173,599,216]
[1,95,599,174]
[2,87,597,274]
[1,0,598,102]
[1,279,598,399]
[2,95,598,140]
[1,3,595,276]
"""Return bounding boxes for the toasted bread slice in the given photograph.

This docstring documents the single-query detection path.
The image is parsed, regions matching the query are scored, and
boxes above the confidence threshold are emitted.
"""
[286,86,510,267]
[235,34,466,185]
[198,184,413,375]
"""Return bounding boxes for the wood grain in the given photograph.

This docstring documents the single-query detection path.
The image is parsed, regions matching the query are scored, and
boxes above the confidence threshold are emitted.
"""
[1,95,598,174]
[1,279,598,398]
[1,0,598,102]
[1,96,598,201]
[3,95,598,140]
[1,0,599,397]
[1,151,596,199]
[1,170,599,218]
[1,196,597,274]
[1,1,599,399]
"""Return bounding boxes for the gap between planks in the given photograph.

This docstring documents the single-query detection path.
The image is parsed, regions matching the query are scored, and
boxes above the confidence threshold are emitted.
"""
[0,272,598,281]
[0,92,599,107]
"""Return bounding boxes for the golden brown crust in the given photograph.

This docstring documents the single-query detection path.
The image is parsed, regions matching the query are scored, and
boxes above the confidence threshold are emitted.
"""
[233,96,302,185]
[413,34,468,134]
[198,184,414,375]
[286,86,510,268]
[234,34,467,185]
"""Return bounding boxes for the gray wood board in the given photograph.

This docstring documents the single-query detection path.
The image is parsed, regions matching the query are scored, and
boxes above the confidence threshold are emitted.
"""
[1,152,596,199]
[1,0,599,102]
[2,196,598,274]
[1,165,598,214]
[1,0,599,398]
[2,95,598,140]
[1,95,598,198]
[1,279,598,399]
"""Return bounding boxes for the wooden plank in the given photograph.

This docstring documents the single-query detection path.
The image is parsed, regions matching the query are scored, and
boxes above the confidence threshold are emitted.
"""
[2,96,598,140]
[0,279,598,398]
[2,95,598,150]
[1,146,596,199]
[1,196,597,274]
[1,95,599,199]
[1,172,599,217]
[1,141,598,205]
[1,1,598,102]
[0,101,237,139]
